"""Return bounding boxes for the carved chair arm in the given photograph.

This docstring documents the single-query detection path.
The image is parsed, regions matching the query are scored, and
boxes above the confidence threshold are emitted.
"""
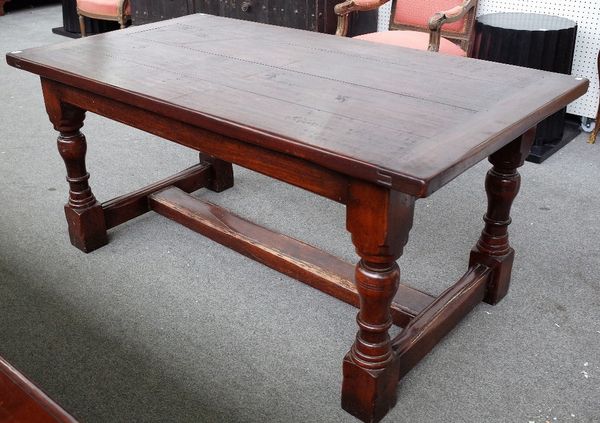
[427,0,475,52]
[335,0,390,37]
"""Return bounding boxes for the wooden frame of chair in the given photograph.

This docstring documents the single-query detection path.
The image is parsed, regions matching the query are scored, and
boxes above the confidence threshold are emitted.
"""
[588,50,599,144]
[335,0,478,54]
[0,0,11,16]
[77,0,130,37]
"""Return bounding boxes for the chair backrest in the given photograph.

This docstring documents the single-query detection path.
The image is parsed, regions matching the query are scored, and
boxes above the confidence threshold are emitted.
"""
[389,0,478,51]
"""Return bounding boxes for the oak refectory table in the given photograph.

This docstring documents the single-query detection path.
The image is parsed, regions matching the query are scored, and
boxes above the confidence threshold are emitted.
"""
[6,14,588,423]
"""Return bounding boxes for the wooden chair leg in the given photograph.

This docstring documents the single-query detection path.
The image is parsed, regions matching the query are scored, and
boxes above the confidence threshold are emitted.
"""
[588,50,599,144]
[590,124,599,144]
[78,14,86,37]
[470,128,535,304]
[342,181,415,423]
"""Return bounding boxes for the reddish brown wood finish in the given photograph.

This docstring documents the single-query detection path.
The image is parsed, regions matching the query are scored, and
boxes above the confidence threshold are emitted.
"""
[5,15,588,197]
[0,356,78,423]
[198,153,234,193]
[41,80,350,204]
[394,264,490,379]
[149,187,434,327]
[42,80,108,253]
[470,128,535,304]
[102,163,212,229]
[342,182,415,422]
[5,15,589,423]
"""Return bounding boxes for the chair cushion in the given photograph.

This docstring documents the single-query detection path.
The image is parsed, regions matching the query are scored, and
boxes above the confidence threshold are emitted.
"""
[354,30,466,56]
[77,0,130,17]
[394,0,467,33]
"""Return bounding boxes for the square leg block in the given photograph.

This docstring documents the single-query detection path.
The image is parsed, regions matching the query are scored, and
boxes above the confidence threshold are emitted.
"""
[64,204,108,253]
[469,248,514,305]
[341,353,400,423]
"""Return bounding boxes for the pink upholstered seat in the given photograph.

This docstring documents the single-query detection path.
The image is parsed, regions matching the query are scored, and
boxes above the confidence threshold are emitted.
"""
[335,0,478,56]
[77,0,130,17]
[76,0,130,37]
[355,30,466,56]
[393,0,468,33]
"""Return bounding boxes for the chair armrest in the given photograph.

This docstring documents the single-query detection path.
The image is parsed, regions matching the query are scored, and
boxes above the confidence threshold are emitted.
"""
[335,0,390,36]
[427,0,475,52]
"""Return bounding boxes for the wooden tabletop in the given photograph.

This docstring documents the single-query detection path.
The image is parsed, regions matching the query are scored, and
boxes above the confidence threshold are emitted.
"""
[6,14,588,197]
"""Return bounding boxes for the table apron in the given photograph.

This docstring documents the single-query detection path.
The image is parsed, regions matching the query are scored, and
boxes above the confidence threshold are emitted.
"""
[43,78,351,205]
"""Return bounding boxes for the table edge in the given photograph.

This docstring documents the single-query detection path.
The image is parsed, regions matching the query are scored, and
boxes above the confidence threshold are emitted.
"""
[5,51,589,198]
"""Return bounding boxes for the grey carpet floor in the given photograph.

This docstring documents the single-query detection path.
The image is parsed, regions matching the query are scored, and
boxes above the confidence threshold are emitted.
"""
[1,5,599,423]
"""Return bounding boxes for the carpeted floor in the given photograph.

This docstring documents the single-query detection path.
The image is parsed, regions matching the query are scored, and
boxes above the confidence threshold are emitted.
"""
[1,5,599,422]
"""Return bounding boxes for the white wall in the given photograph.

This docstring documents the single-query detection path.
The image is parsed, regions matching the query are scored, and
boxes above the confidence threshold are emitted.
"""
[377,0,599,118]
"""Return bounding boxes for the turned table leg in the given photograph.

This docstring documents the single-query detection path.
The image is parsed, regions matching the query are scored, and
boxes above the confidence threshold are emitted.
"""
[470,129,535,304]
[43,82,107,253]
[342,181,414,423]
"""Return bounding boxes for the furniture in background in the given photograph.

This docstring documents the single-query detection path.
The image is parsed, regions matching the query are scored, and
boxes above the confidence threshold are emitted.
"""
[588,50,599,144]
[335,0,478,56]
[52,0,119,38]
[6,14,587,423]
[474,0,600,135]
[130,0,377,36]
[473,13,579,163]
[76,0,130,36]
[53,0,377,38]
[0,0,10,15]
[0,355,78,422]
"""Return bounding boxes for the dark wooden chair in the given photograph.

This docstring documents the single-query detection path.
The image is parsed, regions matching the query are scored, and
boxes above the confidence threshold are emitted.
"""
[335,0,478,56]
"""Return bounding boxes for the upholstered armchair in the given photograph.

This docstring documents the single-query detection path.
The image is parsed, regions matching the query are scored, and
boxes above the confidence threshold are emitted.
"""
[77,0,131,37]
[335,0,478,56]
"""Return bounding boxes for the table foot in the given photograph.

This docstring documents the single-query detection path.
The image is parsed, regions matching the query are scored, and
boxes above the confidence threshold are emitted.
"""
[470,129,535,304]
[342,353,400,423]
[199,153,234,192]
[470,248,514,305]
